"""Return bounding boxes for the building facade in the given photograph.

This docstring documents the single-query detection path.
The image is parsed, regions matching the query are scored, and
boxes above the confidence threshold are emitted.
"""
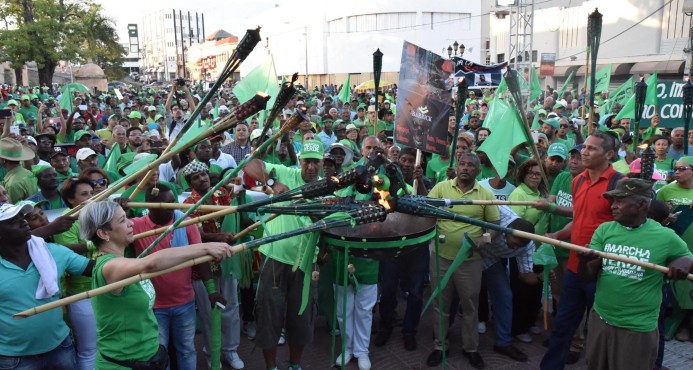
[488,0,691,89]
[140,9,206,82]
[239,0,486,87]
[185,30,239,84]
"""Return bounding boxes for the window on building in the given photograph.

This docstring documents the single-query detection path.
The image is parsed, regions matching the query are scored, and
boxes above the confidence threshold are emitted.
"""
[497,53,505,63]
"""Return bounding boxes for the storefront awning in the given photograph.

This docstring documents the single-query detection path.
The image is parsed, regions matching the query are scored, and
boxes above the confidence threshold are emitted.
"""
[553,65,580,77]
[629,61,660,76]
[576,63,634,77]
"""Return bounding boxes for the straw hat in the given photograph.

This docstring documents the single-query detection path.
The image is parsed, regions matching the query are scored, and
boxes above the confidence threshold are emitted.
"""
[0,138,35,161]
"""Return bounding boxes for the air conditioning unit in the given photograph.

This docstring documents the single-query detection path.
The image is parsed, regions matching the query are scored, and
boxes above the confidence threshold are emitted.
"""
[494,10,510,19]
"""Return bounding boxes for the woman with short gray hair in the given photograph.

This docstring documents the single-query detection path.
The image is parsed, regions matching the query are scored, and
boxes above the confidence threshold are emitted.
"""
[79,201,233,370]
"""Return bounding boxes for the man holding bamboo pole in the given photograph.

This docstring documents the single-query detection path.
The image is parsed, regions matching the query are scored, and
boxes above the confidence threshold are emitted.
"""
[242,140,325,370]
[576,178,693,370]
[541,131,624,370]
[181,162,245,369]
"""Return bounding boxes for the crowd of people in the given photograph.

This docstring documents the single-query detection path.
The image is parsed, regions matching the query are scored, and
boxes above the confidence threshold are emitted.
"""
[0,75,692,370]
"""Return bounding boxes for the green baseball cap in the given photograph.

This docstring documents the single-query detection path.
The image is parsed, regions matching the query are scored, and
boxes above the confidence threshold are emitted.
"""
[537,109,547,116]
[74,130,91,141]
[128,111,142,119]
[547,142,568,159]
[470,110,481,117]
[300,139,324,160]
[7,99,18,106]
[20,94,30,101]
[543,118,560,130]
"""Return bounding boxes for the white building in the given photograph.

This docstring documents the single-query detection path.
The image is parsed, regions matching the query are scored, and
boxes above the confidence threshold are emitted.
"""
[489,0,691,88]
[185,30,239,83]
[239,0,486,87]
[140,9,206,81]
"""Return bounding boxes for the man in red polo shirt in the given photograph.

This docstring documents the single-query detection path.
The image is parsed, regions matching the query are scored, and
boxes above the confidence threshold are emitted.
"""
[540,131,622,370]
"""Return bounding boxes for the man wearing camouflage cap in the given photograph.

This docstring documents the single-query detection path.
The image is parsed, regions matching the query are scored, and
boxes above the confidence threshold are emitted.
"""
[577,178,693,370]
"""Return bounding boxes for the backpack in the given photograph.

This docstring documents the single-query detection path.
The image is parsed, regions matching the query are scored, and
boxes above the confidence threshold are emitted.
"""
[574,171,625,195]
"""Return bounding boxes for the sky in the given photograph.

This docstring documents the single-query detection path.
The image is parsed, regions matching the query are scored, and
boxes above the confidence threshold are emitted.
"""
[98,0,292,43]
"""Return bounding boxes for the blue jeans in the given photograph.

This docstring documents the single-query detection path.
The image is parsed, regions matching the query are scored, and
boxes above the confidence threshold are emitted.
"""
[154,300,197,370]
[483,261,513,346]
[379,244,429,334]
[540,270,596,370]
[0,336,77,370]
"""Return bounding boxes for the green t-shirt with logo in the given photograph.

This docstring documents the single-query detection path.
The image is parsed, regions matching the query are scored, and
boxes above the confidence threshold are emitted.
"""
[92,254,159,368]
[656,182,693,207]
[259,163,318,265]
[654,157,675,190]
[591,219,692,332]
[549,172,574,258]
[426,155,450,183]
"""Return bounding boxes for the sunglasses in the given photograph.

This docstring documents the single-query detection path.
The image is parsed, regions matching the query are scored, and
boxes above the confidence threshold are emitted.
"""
[90,178,107,187]
[674,166,692,172]
[560,124,570,128]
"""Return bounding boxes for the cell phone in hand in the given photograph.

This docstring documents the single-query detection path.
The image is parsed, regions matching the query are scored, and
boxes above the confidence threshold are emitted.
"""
[10,126,20,135]
[79,105,87,111]
[0,109,11,118]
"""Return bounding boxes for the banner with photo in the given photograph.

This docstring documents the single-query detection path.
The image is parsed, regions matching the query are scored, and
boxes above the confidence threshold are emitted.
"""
[453,58,508,88]
[394,41,453,155]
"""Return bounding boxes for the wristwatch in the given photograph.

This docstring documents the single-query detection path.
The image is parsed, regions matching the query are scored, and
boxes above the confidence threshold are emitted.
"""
[266,178,276,188]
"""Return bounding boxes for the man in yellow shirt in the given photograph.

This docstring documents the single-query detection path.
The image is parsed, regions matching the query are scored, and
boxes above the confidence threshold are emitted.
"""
[426,152,500,369]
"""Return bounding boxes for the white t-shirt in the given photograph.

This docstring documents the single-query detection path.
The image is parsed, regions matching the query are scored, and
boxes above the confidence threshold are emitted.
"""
[479,179,517,201]
[210,152,238,170]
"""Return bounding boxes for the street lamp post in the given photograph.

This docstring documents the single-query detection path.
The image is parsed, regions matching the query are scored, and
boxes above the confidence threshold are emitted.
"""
[683,78,693,155]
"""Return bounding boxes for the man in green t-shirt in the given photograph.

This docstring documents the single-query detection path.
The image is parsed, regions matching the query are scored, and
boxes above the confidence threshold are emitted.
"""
[577,178,693,370]
[242,139,324,370]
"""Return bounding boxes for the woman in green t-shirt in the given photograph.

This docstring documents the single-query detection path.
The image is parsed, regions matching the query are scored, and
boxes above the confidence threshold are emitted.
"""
[79,201,233,370]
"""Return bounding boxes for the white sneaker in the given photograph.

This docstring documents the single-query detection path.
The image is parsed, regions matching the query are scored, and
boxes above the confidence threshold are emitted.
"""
[278,328,286,345]
[224,351,244,370]
[357,355,371,370]
[515,333,532,343]
[243,321,257,340]
[478,321,487,334]
[335,351,353,366]
[529,325,542,335]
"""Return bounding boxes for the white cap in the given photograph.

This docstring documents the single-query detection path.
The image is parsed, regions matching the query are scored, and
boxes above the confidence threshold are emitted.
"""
[24,136,37,146]
[148,129,160,138]
[147,105,157,111]
[76,148,97,161]
[0,203,32,221]
[218,105,230,113]
[250,128,272,142]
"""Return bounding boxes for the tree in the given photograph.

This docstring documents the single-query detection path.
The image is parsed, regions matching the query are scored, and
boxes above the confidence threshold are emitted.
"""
[0,0,125,86]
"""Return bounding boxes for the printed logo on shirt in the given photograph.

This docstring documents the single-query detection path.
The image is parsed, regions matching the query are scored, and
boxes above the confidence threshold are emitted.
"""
[140,279,156,308]
[556,189,572,208]
[495,194,508,201]
[602,243,650,281]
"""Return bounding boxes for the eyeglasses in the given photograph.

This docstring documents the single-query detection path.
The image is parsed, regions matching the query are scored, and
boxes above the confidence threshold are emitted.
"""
[674,166,692,172]
[559,124,570,128]
[90,178,107,187]
[129,134,142,138]
[527,171,542,178]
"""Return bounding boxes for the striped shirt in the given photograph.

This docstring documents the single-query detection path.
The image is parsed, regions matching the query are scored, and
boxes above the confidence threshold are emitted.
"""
[479,206,535,273]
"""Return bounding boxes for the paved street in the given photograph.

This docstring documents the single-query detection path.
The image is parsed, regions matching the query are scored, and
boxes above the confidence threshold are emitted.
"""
[197,290,693,370]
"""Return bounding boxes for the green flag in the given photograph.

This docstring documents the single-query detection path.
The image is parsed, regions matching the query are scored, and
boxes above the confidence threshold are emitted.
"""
[103,143,121,175]
[530,67,542,102]
[338,75,351,104]
[614,94,635,120]
[533,243,558,301]
[588,64,612,93]
[58,89,73,115]
[605,76,634,114]
[645,72,659,108]
[422,233,477,315]
[232,54,280,124]
[557,70,574,99]
[478,98,529,178]
[496,76,507,95]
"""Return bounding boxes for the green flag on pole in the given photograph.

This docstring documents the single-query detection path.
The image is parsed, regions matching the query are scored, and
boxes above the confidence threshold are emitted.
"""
[645,71,659,107]
[478,98,529,179]
[587,64,612,93]
[533,243,558,302]
[605,76,634,114]
[103,143,121,175]
[614,94,636,120]
[58,89,73,115]
[338,75,351,104]
[496,76,507,95]
[557,70,574,100]
[232,54,280,124]
[530,67,542,102]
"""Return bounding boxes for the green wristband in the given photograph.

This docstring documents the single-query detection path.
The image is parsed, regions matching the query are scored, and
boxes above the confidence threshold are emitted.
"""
[204,279,217,294]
